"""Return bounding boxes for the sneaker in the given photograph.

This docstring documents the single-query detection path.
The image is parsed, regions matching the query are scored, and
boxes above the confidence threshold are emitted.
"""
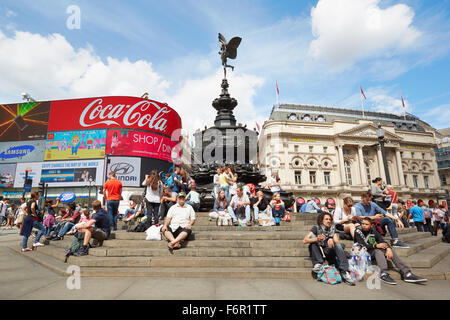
[312,263,322,273]
[21,248,32,252]
[402,272,427,283]
[342,271,356,286]
[392,240,409,248]
[73,246,89,256]
[233,221,239,226]
[32,242,44,247]
[52,236,63,241]
[246,222,252,227]
[380,272,397,285]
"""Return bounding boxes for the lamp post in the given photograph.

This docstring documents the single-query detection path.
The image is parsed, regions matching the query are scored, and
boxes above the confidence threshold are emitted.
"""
[376,125,391,185]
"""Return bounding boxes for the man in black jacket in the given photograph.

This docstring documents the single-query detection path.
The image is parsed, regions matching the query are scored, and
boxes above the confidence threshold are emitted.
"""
[354,217,427,285]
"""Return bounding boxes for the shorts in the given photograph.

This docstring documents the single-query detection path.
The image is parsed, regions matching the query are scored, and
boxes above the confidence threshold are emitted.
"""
[169,226,192,238]
[91,227,108,241]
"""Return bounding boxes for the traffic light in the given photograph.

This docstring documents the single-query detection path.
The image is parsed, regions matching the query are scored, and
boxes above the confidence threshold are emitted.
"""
[38,182,45,196]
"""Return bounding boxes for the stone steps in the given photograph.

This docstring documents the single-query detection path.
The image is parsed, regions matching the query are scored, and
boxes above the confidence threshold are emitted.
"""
[9,245,450,280]
[11,209,450,280]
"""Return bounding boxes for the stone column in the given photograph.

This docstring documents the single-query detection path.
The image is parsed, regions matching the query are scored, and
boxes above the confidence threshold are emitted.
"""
[358,145,367,186]
[395,149,405,186]
[376,146,386,181]
[337,145,346,185]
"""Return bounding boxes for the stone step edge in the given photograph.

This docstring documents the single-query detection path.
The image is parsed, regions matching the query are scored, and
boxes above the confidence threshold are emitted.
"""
[9,245,449,280]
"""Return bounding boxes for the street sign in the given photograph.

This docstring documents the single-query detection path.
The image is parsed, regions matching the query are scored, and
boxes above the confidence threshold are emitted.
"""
[24,184,32,192]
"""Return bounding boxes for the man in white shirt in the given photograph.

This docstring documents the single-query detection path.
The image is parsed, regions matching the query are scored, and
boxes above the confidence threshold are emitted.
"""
[161,192,196,251]
[228,186,252,226]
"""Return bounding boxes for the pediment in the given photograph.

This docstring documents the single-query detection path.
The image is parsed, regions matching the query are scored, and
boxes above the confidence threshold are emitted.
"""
[338,124,403,141]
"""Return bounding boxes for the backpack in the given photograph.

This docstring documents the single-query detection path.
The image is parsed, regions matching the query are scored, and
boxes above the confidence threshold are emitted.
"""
[64,232,86,262]
[317,265,342,285]
[371,219,386,236]
[131,216,153,232]
[166,175,175,189]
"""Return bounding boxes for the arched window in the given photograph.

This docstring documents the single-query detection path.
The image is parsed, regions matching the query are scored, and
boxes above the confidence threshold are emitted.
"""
[365,162,371,183]
[344,161,352,185]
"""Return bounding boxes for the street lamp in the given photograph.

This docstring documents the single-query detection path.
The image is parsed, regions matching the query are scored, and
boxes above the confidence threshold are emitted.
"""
[376,125,391,185]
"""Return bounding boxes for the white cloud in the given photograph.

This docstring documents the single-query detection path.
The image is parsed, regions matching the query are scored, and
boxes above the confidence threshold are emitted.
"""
[168,69,265,136]
[309,0,421,71]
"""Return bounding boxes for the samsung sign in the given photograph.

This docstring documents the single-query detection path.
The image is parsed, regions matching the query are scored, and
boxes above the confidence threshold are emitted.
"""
[108,157,141,187]
[0,140,45,163]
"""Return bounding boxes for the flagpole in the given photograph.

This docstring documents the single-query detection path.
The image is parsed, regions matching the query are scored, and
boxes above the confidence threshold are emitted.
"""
[361,91,365,118]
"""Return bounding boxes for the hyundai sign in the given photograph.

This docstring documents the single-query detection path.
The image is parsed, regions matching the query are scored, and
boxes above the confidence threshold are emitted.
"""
[107,156,141,187]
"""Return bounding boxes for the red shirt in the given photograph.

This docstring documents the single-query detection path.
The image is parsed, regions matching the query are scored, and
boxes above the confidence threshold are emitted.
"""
[387,190,398,204]
[104,178,123,201]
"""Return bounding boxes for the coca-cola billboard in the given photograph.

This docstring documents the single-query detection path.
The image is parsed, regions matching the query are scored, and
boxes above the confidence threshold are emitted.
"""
[48,96,182,137]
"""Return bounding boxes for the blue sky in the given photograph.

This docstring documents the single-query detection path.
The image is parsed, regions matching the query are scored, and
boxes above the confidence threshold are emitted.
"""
[0,0,449,134]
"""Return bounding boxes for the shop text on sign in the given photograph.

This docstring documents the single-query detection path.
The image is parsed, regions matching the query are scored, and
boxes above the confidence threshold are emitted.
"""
[48,96,182,137]
[106,130,179,162]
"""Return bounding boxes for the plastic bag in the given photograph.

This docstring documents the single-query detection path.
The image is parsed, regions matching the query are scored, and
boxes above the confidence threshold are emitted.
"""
[145,225,162,241]
[258,213,275,227]
[348,244,373,281]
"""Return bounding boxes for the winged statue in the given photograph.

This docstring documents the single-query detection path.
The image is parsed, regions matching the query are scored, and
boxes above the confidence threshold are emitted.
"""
[218,33,242,78]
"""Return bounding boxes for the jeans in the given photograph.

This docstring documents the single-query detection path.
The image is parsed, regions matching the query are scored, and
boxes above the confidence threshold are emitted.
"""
[220,186,230,201]
[271,205,285,219]
[44,224,53,237]
[124,209,135,219]
[186,201,199,212]
[228,205,251,222]
[159,201,175,221]
[379,216,398,240]
[372,248,410,275]
[145,200,160,223]
[424,218,433,234]
[107,200,120,229]
[253,207,269,221]
[309,242,349,272]
[59,222,74,237]
[33,221,45,242]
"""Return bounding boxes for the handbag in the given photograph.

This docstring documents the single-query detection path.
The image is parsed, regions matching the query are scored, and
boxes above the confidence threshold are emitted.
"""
[317,265,342,285]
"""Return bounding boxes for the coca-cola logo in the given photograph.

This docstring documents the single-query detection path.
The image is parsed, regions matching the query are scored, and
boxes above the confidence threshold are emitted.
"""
[79,99,170,133]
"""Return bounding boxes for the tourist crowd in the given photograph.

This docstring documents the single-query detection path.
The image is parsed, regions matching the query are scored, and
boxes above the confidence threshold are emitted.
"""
[1,169,448,286]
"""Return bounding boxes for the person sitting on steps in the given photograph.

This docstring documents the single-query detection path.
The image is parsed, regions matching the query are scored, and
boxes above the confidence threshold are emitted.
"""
[333,197,359,239]
[270,193,285,226]
[228,185,252,226]
[354,192,409,249]
[303,212,355,286]
[354,217,427,285]
[73,200,111,256]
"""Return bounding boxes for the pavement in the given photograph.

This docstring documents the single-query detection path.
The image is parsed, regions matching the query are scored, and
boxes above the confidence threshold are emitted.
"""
[1,229,450,300]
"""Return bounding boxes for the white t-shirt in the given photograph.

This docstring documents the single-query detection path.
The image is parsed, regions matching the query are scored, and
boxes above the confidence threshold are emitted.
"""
[167,203,196,230]
[333,206,357,224]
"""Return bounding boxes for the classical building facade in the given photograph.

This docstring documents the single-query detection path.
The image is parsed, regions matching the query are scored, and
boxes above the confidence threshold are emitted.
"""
[436,128,450,198]
[257,104,447,208]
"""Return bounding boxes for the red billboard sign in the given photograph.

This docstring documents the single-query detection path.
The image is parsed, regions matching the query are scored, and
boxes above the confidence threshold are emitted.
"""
[48,96,182,137]
[106,130,179,162]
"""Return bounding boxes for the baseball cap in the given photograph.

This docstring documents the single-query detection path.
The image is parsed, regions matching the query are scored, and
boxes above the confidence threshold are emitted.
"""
[177,192,187,198]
